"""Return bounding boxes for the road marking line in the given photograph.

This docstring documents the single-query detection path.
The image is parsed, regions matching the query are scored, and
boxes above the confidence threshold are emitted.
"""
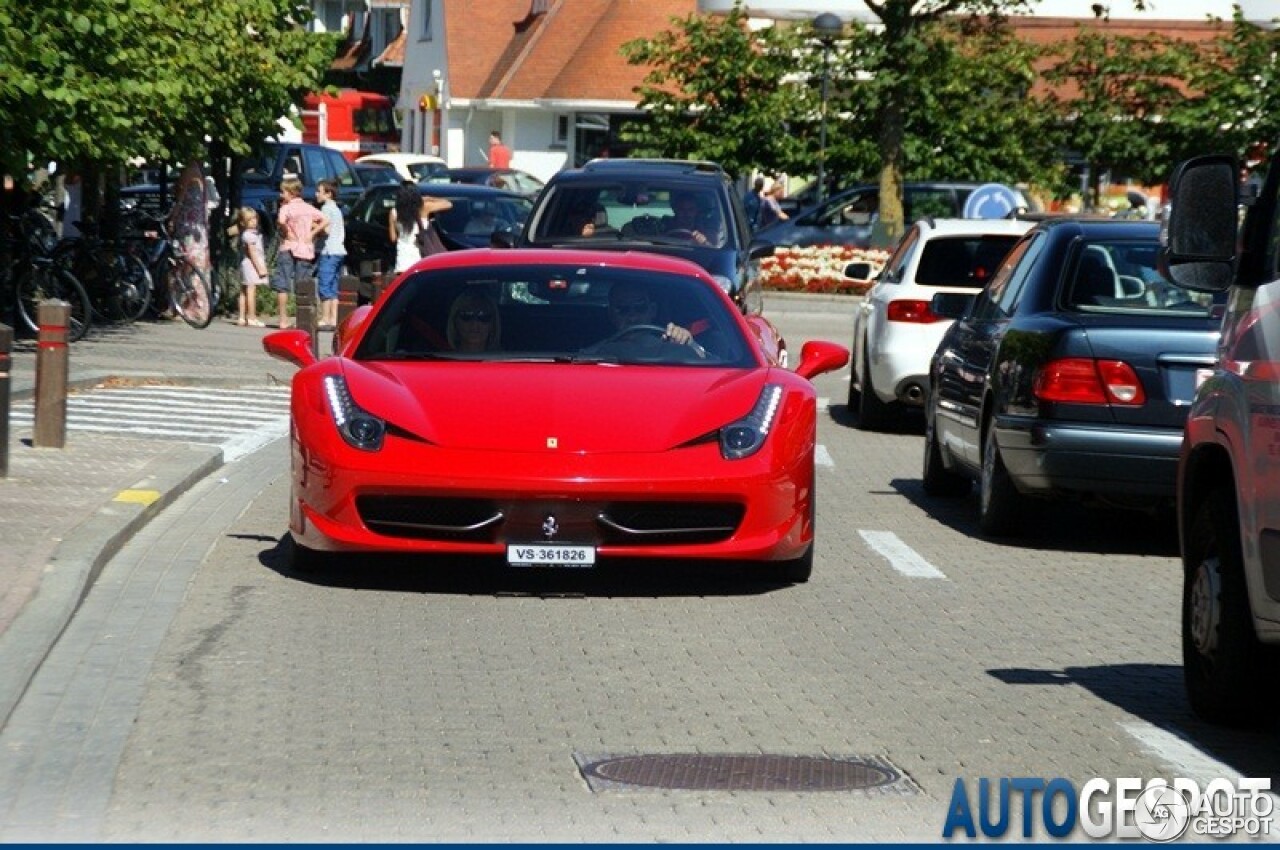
[1119,721,1252,783]
[858,530,947,579]
[220,420,289,462]
[816,445,834,467]
[113,489,161,506]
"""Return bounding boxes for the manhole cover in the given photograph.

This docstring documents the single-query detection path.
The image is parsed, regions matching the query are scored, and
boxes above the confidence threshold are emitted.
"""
[574,753,916,793]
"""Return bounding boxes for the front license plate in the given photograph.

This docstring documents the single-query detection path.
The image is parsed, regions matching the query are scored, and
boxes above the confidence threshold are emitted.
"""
[507,544,596,568]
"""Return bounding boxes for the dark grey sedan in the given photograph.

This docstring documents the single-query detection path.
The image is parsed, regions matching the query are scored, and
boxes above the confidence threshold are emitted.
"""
[922,218,1223,537]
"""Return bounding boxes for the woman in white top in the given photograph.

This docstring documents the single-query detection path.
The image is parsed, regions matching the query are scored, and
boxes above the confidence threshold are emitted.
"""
[388,183,452,273]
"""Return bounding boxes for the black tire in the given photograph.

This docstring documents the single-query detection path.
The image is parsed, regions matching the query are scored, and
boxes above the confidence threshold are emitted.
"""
[845,353,861,411]
[1183,487,1280,726]
[923,405,969,497]
[17,266,92,342]
[116,253,154,323]
[978,422,1021,537]
[167,262,214,329]
[856,353,893,431]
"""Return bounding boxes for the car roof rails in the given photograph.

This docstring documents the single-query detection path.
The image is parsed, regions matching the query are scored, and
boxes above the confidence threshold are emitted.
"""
[581,158,726,175]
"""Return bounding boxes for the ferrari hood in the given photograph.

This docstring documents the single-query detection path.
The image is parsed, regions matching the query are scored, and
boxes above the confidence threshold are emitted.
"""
[341,360,771,453]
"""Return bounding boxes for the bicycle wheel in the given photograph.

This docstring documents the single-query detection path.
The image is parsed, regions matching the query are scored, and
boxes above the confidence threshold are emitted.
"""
[116,252,153,323]
[167,261,214,329]
[17,265,92,342]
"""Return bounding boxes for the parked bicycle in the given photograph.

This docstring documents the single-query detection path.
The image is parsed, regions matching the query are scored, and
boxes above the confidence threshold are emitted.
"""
[128,210,213,329]
[1,208,91,342]
[55,220,153,325]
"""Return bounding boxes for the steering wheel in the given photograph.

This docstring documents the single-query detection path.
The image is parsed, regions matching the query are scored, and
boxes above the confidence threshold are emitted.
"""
[596,324,708,358]
[664,228,697,239]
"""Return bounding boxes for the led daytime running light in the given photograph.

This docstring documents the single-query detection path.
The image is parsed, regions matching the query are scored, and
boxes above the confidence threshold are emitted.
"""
[322,374,385,451]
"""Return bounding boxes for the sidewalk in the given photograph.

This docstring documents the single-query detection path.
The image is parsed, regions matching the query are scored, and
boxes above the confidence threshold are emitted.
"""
[0,317,300,727]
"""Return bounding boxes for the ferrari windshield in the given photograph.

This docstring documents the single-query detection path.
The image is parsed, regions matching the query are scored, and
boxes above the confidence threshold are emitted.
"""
[354,263,755,367]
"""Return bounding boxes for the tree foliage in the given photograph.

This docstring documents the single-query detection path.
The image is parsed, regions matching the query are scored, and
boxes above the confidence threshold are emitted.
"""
[0,0,335,177]
[620,4,807,177]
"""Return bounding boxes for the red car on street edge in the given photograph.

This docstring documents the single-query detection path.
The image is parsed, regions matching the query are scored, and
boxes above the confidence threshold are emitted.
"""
[265,249,848,583]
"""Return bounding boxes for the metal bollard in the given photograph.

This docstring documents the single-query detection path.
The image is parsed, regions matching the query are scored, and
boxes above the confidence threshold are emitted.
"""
[295,277,319,358]
[357,260,381,306]
[34,300,69,449]
[0,324,10,476]
[337,274,360,327]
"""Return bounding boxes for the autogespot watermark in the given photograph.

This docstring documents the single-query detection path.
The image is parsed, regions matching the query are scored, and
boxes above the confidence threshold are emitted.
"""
[942,776,1275,841]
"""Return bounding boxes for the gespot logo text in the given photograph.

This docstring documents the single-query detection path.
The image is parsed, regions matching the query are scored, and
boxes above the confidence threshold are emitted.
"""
[943,776,1274,840]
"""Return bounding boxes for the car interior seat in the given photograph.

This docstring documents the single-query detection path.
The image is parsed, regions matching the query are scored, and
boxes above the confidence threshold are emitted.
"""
[1072,246,1120,305]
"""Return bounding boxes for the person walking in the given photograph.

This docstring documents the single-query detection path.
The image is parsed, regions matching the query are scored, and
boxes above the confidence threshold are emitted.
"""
[272,176,326,329]
[756,182,789,230]
[488,131,512,169]
[235,207,267,327]
[314,179,345,331]
[387,183,453,274]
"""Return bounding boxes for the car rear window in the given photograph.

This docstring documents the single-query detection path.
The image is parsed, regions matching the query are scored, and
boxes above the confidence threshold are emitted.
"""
[914,235,1020,289]
[1066,241,1222,315]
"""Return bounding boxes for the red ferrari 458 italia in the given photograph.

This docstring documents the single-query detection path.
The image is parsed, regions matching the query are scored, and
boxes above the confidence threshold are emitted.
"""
[264,249,848,582]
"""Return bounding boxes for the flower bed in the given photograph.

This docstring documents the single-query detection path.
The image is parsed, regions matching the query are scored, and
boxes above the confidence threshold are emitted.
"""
[759,245,891,296]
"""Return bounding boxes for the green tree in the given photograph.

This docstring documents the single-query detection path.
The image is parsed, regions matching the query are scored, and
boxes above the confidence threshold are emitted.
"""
[1041,26,1200,208]
[620,3,807,178]
[0,0,334,205]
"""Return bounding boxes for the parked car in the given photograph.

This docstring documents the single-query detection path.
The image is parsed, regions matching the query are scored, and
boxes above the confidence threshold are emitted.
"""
[354,164,401,189]
[848,217,1034,430]
[236,141,364,223]
[757,182,1035,250]
[426,167,545,198]
[1161,152,1280,726]
[355,153,449,183]
[922,218,1222,537]
[344,182,533,274]
[263,249,849,582]
[510,158,775,321]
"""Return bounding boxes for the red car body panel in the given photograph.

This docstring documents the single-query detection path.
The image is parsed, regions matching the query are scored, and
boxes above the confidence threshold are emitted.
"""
[272,249,846,570]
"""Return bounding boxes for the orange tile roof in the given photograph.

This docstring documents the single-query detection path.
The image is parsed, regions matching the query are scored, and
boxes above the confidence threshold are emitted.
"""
[375,28,407,67]
[445,0,698,102]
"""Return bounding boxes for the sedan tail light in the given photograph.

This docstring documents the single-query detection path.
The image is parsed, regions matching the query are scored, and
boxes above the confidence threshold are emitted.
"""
[1034,358,1146,406]
[886,299,943,323]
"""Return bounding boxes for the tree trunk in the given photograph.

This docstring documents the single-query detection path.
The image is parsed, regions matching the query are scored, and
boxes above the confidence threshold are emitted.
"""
[875,96,906,249]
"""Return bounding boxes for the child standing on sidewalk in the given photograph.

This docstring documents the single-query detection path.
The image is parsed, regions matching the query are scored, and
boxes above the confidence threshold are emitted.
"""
[314,179,345,331]
[271,177,326,329]
[236,207,267,327]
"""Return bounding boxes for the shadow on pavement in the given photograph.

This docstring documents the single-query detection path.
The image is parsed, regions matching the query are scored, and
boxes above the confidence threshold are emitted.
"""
[988,663,1280,780]
[257,535,793,599]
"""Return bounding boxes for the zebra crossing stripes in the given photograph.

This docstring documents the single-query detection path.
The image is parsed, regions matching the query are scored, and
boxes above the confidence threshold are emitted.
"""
[8,384,292,462]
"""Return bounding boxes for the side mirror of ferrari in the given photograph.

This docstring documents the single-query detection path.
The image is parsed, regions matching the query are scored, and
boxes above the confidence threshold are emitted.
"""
[263,329,318,369]
[794,340,849,381]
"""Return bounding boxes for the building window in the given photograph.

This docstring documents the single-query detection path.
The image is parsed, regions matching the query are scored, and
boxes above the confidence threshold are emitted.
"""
[419,0,433,40]
[553,115,569,146]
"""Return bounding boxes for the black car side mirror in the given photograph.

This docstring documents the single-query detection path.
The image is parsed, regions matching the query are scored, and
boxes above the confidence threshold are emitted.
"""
[1159,155,1238,292]
[489,227,516,249]
[843,261,873,280]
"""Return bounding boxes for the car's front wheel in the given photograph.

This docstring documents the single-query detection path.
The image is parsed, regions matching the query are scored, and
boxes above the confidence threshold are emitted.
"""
[1183,487,1279,726]
[978,423,1021,537]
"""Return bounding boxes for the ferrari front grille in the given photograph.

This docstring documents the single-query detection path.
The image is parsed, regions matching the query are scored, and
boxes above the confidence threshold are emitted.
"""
[597,502,744,545]
[356,496,503,541]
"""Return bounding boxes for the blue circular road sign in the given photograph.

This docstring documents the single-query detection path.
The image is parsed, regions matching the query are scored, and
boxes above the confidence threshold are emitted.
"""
[963,184,1020,219]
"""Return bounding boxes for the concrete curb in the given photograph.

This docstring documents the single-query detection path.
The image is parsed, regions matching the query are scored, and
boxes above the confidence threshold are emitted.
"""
[0,442,224,728]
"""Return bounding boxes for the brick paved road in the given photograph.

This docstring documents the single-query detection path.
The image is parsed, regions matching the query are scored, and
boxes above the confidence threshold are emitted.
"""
[2,298,1277,842]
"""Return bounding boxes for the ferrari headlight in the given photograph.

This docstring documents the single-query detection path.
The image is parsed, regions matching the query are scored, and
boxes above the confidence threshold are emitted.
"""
[323,374,385,451]
[720,384,782,460]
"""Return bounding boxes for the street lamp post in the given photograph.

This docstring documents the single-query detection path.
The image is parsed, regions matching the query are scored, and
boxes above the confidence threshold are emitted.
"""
[813,13,843,207]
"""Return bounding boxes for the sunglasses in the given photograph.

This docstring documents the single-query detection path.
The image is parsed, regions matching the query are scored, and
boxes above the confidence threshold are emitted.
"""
[613,300,651,316]
[457,310,493,323]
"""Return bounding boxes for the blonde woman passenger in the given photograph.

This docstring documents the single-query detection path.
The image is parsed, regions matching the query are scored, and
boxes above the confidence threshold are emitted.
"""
[446,290,501,353]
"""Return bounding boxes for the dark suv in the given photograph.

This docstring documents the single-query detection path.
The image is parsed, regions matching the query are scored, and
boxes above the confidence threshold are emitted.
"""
[512,159,773,315]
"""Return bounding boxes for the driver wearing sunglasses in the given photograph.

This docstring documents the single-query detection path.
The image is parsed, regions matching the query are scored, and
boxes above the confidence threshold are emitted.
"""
[447,291,502,352]
[607,281,697,349]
